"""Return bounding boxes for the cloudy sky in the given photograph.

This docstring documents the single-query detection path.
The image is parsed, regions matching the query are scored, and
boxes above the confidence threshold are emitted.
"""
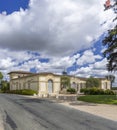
[0,0,116,86]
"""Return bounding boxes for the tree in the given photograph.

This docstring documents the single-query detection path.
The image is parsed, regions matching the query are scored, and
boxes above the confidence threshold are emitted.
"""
[1,81,10,92]
[0,72,3,88]
[0,72,3,79]
[61,76,70,89]
[102,0,117,71]
[105,75,115,89]
[86,77,101,88]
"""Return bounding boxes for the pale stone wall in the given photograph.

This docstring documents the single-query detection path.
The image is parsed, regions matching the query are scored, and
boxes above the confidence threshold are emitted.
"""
[53,77,61,93]
[10,76,39,91]
[24,76,38,91]
[10,73,31,80]
[70,77,80,83]
[70,77,86,93]
[39,82,47,94]
[54,82,60,93]
[38,74,61,96]
[9,72,111,96]
[101,80,111,90]
[39,76,47,95]
[78,81,86,92]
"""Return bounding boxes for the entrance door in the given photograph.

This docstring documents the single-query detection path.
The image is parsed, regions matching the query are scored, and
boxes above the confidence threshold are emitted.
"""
[72,82,79,92]
[72,82,77,89]
[48,79,53,94]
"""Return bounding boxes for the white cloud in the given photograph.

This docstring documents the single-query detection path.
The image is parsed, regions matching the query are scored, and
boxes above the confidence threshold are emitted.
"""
[0,58,15,70]
[77,50,102,65]
[92,58,107,70]
[0,0,115,57]
[69,57,117,87]
[71,58,108,77]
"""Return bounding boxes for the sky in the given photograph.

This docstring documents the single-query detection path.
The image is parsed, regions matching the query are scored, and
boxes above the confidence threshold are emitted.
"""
[0,0,116,86]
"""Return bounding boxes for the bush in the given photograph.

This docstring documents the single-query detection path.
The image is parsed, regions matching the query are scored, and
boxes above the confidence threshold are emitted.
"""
[21,89,38,95]
[80,88,90,94]
[112,87,117,90]
[104,89,115,95]
[80,87,115,95]
[5,89,38,95]
[1,81,10,92]
[67,88,76,94]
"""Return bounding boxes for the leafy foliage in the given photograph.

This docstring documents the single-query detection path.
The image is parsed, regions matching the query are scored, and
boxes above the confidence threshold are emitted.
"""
[67,88,76,94]
[5,89,38,95]
[80,87,115,95]
[102,1,117,71]
[86,77,101,88]
[61,76,70,89]
[112,87,117,90]
[0,72,3,79]
[1,81,10,92]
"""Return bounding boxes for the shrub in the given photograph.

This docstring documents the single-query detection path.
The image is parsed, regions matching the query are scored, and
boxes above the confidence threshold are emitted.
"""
[21,89,38,95]
[1,81,10,92]
[67,88,76,94]
[80,87,115,95]
[104,89,115,95]
[112,87,117,90]
[80,88,90,94]
[5,89,38,95]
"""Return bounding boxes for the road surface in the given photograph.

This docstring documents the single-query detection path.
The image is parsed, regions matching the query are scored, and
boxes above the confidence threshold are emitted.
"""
[0,94,117,130]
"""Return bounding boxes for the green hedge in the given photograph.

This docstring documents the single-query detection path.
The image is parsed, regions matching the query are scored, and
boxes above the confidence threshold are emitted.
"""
[67,88,76,94]
[5,89,38,95]
[112,87,117,90]
[80,87,115,95]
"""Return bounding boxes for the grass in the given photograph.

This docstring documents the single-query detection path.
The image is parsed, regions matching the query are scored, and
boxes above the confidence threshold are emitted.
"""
[78,95,117,105]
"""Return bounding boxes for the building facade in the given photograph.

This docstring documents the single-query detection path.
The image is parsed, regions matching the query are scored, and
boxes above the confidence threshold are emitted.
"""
[8,71,111,97]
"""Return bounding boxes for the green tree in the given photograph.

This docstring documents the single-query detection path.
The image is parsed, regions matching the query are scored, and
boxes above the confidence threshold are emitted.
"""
[1,81,10,92]
[102,1,117,71]
[86,77,101,88]
[61,76,70,89]
[105,75,115,89]
[0,72,3,88]
[0,72,3,79]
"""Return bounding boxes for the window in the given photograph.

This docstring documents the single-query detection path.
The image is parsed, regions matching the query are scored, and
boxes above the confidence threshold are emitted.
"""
[48,79,53,93]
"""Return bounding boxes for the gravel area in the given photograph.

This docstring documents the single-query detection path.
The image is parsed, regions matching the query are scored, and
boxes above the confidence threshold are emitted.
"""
[58,100,117,122]
[29,95,117,122]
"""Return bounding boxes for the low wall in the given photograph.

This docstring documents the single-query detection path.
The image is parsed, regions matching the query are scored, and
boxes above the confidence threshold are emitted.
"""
[56,94,77,101]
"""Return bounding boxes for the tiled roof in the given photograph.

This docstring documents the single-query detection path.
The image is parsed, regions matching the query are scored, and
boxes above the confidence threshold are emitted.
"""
[8,71,108,80]
[8,71,34,74]
[37,72,61,76]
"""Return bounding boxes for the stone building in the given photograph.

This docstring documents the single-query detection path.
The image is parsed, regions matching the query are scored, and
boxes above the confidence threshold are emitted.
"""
[8,71,111,97]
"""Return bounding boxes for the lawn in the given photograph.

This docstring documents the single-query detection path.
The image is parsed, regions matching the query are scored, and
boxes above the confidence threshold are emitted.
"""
[78,95,117,105]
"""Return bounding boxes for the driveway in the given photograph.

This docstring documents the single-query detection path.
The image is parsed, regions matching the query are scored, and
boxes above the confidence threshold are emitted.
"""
[57,100,117,121]
[0,94,117,130]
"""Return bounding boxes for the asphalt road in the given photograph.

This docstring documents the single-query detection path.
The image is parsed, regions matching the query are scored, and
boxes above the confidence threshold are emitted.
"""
[0,94,117,130]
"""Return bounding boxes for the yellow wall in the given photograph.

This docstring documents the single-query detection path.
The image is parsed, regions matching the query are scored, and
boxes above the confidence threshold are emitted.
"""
[38,74,60,96]
[9,72,111,96]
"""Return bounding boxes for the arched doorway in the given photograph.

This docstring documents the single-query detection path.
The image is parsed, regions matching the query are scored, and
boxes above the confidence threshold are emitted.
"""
[48,79,53,94]
[72,82,77,90]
